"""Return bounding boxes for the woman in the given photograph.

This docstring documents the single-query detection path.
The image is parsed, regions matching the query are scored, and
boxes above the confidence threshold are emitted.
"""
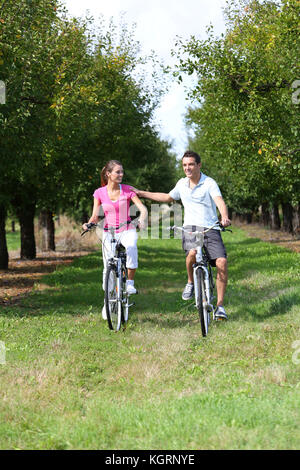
[83,160,147,319]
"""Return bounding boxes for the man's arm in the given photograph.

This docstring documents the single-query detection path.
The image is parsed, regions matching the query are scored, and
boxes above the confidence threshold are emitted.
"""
[131,187,174,204]
[213,196,231,227]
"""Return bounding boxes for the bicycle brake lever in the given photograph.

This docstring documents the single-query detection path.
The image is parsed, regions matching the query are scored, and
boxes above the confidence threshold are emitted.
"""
[81,222,96,236]
[218,223,232,233]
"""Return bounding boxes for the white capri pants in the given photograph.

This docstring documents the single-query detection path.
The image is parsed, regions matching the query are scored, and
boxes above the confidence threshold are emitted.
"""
[102,229,138,289]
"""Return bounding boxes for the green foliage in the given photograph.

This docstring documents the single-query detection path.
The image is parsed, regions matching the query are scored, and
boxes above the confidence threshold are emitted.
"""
[0,2,177,239]
[175,0,300,213]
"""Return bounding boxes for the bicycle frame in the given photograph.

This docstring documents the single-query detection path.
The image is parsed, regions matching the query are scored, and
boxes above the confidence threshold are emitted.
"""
[104,223,136,326]
[170,223,220,332]
[192,231,214,316]
[106,230,128,313]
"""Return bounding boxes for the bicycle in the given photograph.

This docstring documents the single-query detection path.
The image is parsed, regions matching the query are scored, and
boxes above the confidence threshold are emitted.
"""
[169,222,231,337]
[81,219,138,331]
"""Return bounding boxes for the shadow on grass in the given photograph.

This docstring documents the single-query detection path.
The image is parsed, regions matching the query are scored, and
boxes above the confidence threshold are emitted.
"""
[233,290,300,322]
[225,234,300,322]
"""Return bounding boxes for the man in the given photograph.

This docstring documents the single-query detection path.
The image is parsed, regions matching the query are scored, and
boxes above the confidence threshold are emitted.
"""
[133,150,231,320]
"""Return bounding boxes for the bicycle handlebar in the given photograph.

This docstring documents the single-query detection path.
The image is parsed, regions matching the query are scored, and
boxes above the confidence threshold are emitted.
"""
[169,221,232,235]
[81,218,140,237]
[81,222,97,236]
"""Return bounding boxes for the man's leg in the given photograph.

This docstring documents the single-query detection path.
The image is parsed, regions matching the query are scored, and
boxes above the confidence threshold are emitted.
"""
[182,249,196,300]
[186,249,196,283]
[215,257,228,307]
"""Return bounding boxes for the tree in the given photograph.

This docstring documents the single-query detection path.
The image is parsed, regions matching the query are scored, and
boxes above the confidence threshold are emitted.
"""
[175,0,300,231]
[0,3,177,267]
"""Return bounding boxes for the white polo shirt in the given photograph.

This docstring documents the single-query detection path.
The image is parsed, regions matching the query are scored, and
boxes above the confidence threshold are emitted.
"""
[169,173,222,227]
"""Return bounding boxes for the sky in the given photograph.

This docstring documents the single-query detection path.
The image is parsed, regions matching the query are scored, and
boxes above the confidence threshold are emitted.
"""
[63,0,227,157]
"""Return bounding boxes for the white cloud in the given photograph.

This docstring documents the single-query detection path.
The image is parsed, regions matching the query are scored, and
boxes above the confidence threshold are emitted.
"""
[63,0,227,156]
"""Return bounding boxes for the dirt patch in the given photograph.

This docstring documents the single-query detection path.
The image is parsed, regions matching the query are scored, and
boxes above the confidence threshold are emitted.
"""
[236,221,300,253]
[0,249,96,306]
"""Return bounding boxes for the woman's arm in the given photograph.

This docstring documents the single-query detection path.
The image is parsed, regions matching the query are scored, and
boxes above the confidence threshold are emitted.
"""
[82,198,101,229]
[131,195,148,228]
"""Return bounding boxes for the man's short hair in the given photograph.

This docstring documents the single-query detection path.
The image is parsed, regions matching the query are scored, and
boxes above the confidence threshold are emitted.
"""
[182,150,201,164]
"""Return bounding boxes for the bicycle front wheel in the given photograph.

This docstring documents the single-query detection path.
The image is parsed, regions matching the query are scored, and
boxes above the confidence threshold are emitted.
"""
[196,269,209,337]
[121,263,129,324]
[105,265,122,331]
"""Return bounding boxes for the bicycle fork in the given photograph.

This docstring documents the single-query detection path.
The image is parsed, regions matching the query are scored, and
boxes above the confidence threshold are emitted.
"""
[115,258,134,311]
[193,265,214,313]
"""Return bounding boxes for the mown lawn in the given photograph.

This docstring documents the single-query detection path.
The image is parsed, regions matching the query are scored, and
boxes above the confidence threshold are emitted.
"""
[0,227,299,449]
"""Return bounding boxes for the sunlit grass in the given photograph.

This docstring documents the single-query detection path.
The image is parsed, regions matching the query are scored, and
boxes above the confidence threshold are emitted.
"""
[0,228,299,449]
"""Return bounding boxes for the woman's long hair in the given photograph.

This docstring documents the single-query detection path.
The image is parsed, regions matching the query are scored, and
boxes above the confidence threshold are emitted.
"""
[100,160,122,186]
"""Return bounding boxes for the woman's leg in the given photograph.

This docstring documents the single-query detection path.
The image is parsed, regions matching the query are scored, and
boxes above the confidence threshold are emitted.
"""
[119,230,138,291]
[119,229,138,271]
[127,268,136,280]
[101,231,113,290]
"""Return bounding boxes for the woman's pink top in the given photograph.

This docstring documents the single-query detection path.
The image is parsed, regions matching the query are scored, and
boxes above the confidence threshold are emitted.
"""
[93,184,136,232]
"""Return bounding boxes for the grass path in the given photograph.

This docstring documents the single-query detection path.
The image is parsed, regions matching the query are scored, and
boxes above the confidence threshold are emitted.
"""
[0,227,299,449]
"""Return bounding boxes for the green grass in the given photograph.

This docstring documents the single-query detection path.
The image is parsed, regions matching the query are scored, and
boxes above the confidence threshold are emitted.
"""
[5,230,20,252]
[0,227,299,449]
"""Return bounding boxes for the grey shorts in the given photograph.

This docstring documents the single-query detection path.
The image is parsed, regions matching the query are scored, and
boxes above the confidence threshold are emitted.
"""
[182,225,227,267]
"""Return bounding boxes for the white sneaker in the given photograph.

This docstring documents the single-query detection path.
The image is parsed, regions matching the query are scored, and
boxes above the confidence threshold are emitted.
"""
[126,282,137,295]
[102,304,107,320]
[214,305,228,321]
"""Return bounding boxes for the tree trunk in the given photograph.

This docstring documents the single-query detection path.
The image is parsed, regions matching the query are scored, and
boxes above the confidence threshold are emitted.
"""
[292,204,300,235]
[281,202,294,233]
[0,204,9,270]
[16,201,36,259]
[39,209,55,251]
[261,203,270,227]
[81,211,89,224]
[270,204,281,230]
[246,212,252,224]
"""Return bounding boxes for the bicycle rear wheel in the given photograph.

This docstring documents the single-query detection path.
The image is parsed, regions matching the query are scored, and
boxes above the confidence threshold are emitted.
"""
[105,265,122,331]
[196,269,209,337]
